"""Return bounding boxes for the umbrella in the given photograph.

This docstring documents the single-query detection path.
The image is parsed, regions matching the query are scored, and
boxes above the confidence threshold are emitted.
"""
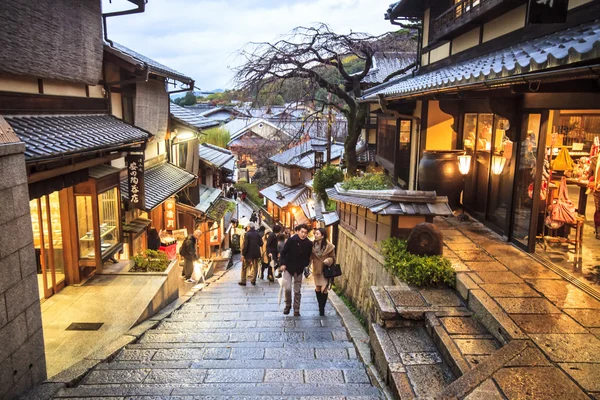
[277,276,285,308]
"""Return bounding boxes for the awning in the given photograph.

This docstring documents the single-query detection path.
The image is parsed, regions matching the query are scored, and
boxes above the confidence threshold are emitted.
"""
[6,114,150,162]
[363,20,600,101]
[260,183,311,209]
[120,162,197,212]
[196,185,222,214]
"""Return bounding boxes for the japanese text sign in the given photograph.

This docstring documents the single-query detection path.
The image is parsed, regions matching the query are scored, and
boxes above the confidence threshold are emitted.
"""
[164,198,177,230]
[527,0,568,24]
[126,152,145,210]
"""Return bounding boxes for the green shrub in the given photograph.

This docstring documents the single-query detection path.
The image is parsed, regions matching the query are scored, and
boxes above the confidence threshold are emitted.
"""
[131,249,170,272]
[202,127,231,148]
[380,237,455,287]
[313,165,344,201]
[325,199,337,212]
[341,173,393,191]
[235,180,262,205]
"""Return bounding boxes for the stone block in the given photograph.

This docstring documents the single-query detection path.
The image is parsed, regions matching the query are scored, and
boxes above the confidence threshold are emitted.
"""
[441,317,488,335]
[204,368,264,383]
[564,309,600,328]
[12,184,31,218]
[420,289,463,307]
[0,251,21,295]
[370,286,396,321]
[0,215,34,259]
[0,153,27,191]
[406,222,443,256]
[495,297,561,314]
[0,312,28,363]
[454,338,499,356]
[0,188,15,226]
[493,366,589,400]
[510,314,587,334]
[5,272,38,321]
[456,273,479,301]
[405,363,455,398]
[478,283,541,298]
[264,368,303,383]
[304,369,344,384]
[431,324,472,377]
[559,363,600,392]
[30,356,47,385]
[529,333,600,363]
[19,246,38,284]
[463,379,504,400]
[3,369,33,400]
[145,368,206,384]
[0,293,6,329]
[0,356,13,398]
[11,328,45,382]
[84,368,150,384]
[390,371,415,399]
[468,289,527,344]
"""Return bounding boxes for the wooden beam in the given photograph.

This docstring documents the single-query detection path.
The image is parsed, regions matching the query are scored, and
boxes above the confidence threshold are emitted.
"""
[28,152,126,184]
[0,91,109,114]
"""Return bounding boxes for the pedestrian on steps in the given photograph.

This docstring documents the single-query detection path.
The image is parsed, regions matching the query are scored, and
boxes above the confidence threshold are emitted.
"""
[180,230,201,282]
[311,228,336,316]
[239,222,263,286]
[279,224,312,316]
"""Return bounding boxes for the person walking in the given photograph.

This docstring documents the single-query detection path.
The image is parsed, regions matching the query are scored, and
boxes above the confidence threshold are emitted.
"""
[275,232,287,278]
[279,224,313,316]
[250,211,258,223]
[179,230,201,282]
[239,222,263,286]
[311,228,336,316]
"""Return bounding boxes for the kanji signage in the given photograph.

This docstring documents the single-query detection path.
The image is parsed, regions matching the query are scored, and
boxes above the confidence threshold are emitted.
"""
[527,0,568,24]
[315,152,324,169]
[126,152,145,210]
[164,198,177,230]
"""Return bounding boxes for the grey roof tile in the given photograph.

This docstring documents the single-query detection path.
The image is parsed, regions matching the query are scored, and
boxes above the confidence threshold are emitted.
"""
[260,183,310,209]
[120,162,196,212]
[364,20,600,100]
[269,138,345,170]
[171,104,220,130]
[6,114,150,161]
[197,185,222,213]
[360,52,416,84]
[198,143,235,170]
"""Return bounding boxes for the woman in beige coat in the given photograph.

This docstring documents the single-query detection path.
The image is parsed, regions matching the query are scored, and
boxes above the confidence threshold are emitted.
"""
[311,228,336,316]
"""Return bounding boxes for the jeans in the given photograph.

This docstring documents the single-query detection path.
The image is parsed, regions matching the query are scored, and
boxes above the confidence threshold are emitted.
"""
[283,271,303,311]
[241,258,259,283]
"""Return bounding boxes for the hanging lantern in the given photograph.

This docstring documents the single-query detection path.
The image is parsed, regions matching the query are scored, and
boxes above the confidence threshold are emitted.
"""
[491,155,506,175]
[458,155,472,175]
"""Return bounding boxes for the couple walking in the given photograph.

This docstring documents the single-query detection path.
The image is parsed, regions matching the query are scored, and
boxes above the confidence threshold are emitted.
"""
[278,224,336,317]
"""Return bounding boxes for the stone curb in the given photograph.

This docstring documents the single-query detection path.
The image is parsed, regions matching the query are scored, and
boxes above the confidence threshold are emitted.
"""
[19,263,236,400]
[328,289,395,400]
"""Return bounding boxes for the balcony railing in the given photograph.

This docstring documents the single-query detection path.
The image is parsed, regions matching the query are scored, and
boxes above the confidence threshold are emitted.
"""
[431,0,504,41]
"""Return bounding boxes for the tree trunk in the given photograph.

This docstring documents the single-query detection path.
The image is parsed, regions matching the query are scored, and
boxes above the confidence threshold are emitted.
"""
[344,104,368,176]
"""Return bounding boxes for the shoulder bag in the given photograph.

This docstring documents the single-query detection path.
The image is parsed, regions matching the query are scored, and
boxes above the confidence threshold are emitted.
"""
[323,263,342,279]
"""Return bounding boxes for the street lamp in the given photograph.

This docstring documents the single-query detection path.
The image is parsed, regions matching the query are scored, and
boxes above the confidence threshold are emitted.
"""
[457,154,471,222]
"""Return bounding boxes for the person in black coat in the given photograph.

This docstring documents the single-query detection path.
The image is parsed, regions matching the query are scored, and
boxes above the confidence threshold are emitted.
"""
[239,222,263,286]
[147,227,161,251]
[279,224,313,316]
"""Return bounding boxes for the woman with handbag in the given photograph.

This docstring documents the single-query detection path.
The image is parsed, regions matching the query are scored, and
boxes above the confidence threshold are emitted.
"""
[311,228,336,317]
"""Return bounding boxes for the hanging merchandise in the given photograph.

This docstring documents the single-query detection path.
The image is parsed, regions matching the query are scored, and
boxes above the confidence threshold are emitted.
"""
[548,177,577,225]
[590,137,600,158]
[551,147,575,171]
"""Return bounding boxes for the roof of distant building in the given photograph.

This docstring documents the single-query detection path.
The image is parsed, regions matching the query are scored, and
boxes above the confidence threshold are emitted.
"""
[364,20,600,100]
[260,183,311,209]
[6,114,149,161]
[170,103,220,130]
[360,52,416,85]
[270,138,345,170]
[198,143,235,171]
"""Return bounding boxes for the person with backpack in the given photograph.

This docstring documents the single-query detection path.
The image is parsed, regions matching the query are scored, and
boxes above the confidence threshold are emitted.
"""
[239,222,263,286]
[179,230,201,282]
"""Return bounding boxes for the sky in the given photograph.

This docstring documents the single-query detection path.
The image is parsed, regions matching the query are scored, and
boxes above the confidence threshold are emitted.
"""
[103,0,396,92]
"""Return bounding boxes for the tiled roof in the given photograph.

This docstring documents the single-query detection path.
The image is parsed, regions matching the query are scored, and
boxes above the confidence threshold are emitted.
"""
[270,138,345,170]
[109,42,193,84]
[170,104,220,130]
[198,143,235,171]
[364,20,600,100]
[260,183,310,209]
[196,185,222,213]
[120,162,196,212]
[326,183,452,216]
[360,52,416,84]
[6,114,149,161]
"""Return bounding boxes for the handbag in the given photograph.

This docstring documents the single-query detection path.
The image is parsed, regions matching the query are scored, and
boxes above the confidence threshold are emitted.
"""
[549,177,577,224]
[323,263,342,279]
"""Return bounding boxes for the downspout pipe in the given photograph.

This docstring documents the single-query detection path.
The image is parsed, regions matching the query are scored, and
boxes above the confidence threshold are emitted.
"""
[102,0,147,47]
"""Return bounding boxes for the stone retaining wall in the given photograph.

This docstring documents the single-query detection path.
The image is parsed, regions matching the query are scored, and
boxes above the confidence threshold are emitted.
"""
[335,225,396,322]
[0,140,46,399]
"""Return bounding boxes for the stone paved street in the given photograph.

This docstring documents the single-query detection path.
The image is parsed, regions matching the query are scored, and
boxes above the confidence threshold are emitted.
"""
[53,259,383,399]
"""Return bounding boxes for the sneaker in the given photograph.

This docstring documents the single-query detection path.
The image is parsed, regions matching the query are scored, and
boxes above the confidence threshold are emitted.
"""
[238,281,246,286]
[283,306,291,315]
[294,311,301,317]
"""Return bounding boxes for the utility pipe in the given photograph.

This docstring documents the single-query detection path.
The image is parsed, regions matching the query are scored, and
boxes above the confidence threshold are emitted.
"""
[102,0,147,47]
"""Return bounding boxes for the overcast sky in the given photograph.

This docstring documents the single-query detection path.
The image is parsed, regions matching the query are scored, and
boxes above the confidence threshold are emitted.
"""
[104,0,396,91]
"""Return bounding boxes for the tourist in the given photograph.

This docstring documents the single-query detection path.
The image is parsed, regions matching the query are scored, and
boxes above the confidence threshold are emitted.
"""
[279,224,313,316]
[179,230,201,283]
[311,228,336,316]
[147,227,161,251]
[239,222,263,286]
[250,211,258,223]
[275,232,287,278]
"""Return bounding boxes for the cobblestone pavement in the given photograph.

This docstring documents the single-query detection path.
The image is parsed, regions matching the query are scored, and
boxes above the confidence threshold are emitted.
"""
[53,260,383,399]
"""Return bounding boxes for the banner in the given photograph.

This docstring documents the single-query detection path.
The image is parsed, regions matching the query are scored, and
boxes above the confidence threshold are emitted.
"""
[126,152,145,210]
[527,0,568,24]
[164,198,177,230]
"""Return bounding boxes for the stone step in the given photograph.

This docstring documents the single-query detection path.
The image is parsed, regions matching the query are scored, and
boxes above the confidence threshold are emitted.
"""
[168,311,342,321]
[152,326,348,334]
[55,383,382,397]
[126,341,355,350]
[154,318,343,330]
[96,359,367,370]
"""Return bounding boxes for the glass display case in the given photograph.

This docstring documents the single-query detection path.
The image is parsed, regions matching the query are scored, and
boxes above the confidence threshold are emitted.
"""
[77,188,120,259]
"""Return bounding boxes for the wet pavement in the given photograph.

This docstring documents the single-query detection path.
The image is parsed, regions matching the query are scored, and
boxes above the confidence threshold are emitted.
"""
[52,258,382,399]
[436,216,600,399]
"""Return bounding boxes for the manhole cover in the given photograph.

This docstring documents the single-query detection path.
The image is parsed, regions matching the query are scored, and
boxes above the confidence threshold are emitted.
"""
[66,322,104,331]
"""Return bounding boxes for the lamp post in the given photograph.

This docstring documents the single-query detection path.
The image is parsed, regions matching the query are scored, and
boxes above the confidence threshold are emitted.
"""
[457,154,472,222]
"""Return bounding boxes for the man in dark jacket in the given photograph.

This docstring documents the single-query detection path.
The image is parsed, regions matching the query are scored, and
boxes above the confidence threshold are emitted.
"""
[239,222,263,286]
[279,224,312,316]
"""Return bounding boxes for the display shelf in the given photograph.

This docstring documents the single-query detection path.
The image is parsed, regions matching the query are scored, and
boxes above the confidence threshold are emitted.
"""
[79,225,116,242]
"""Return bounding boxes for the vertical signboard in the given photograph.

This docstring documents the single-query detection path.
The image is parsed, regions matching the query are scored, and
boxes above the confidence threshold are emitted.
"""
[527,0,568,24]
[164,198,177,230]
[126,152,145,210]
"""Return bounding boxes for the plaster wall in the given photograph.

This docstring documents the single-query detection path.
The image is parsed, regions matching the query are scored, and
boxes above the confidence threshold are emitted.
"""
[421,52,430,67]
[111,92,123,119]
[429,43,450,64]
[426,100,455,150]
[452,27,481,55]
[569,0,594,9]
[483,4,526,42]
[0,74,38,94]
[0,142,46,399]
[423,8,431,47]
[43,80,87,97]
[88,85,104,99]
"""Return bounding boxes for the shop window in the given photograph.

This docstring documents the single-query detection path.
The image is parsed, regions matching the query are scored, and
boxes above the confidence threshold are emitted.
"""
[77,195,95,259]
[377,117,396,165]
[98,188,121,252]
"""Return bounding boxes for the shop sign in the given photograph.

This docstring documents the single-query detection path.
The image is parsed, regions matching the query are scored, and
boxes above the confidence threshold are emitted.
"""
[527,0,568,24]
[164,198,177,230]
[126,152,145,210]
[214,169,221,188]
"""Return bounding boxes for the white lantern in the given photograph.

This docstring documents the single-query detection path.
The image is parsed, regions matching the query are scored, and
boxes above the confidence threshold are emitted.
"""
[492,155,507,175]
[458,155,471,175]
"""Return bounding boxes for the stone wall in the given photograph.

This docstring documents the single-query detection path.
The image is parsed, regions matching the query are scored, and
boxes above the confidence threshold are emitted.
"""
[335,225,396,322]
[0,140,46,399]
